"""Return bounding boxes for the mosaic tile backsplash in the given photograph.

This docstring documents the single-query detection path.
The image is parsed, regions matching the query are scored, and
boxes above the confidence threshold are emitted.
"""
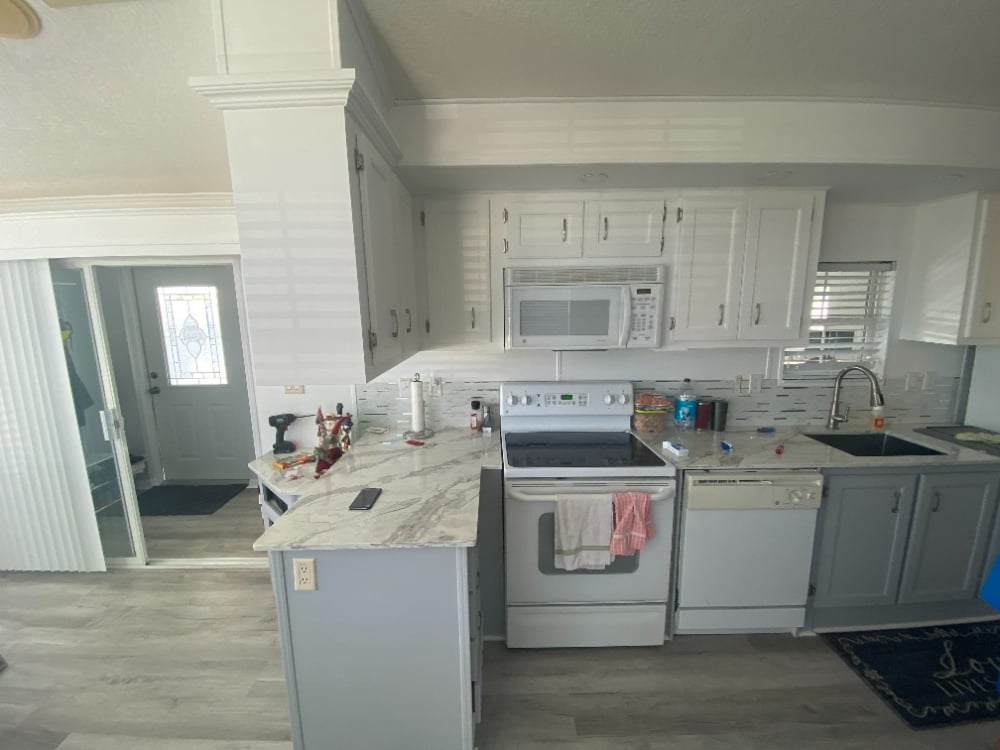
[354,375,960,434]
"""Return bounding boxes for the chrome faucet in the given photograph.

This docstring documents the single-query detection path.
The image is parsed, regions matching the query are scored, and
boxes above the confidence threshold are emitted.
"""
[827,365,885,429]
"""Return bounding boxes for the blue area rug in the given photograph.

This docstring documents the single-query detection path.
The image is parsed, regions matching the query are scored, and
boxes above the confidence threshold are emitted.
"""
[822,622,1000,729]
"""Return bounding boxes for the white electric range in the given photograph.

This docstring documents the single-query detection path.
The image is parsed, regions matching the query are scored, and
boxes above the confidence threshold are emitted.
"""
[500,381,676,648]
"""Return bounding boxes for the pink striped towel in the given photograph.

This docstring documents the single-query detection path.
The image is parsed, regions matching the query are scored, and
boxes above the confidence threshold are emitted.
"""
[610,492,654,557]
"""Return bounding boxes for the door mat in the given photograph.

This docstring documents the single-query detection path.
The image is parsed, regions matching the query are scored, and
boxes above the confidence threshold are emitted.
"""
[138,484,246,516]
[822,622,1000,729]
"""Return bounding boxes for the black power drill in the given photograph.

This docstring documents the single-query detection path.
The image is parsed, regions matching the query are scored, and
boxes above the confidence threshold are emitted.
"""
[269,413,303,455]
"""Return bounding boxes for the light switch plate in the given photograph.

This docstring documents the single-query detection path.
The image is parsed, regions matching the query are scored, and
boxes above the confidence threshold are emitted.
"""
[284,385,305,395]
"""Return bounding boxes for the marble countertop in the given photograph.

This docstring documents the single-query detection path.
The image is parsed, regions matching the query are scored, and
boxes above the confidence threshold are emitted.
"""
[636,424,1000,471]
[252,429,501,551]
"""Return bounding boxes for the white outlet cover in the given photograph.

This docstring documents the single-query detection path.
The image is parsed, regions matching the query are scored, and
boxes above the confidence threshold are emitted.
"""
[293,558,316,591]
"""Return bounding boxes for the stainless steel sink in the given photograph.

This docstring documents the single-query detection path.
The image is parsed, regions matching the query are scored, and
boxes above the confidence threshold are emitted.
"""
[804,432,945,457]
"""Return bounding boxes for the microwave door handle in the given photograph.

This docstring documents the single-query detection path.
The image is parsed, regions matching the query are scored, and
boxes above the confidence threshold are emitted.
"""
[619,287,632,347]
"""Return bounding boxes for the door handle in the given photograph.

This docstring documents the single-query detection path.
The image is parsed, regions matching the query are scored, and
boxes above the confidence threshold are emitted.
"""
[931,490,942,512]
[471,306,476,330]
[718,304,725,326]
[891,489,901,513]
[149,386,161,395]
[984,302,992,323]
[390,309,399,338]
[405,308,412,334]
[754,303,762,325]
[603,216,609,241]
[562,218,568,242]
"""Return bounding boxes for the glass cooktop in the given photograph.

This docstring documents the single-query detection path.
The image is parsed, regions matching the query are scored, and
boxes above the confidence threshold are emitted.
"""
[503,431,665,469]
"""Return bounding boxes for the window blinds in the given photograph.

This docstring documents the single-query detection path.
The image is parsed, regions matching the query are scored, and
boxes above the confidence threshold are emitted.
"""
[783,261,896,379]
[0,260,105,571]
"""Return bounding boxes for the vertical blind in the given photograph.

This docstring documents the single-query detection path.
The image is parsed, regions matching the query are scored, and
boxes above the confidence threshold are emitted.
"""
[783,261,896,379]
[0,260,105,571]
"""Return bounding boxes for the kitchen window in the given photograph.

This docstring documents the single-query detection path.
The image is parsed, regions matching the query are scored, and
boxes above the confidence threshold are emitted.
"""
[782,261,896,379]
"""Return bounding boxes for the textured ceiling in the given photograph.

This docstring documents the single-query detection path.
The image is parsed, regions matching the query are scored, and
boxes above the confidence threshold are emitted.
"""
[0,0,229,199]
[362,0,1000,107]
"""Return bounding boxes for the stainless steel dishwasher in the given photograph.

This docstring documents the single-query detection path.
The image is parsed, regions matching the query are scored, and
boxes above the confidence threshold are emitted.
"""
[675,470,823,634]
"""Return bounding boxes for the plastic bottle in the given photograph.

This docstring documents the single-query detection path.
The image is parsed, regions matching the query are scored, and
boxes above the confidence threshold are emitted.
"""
[481,406,493,435]
[871,405,885,430]
[470,399,483,431]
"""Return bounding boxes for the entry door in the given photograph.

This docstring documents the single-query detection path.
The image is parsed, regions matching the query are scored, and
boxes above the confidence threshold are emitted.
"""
[133,266,253,482]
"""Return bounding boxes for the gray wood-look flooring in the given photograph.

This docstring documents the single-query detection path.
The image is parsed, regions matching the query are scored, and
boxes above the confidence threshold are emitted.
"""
[3,568,1000,749]
[141,488,265,559]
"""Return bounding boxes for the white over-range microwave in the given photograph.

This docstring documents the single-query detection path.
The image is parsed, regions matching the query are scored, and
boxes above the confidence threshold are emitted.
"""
[504,265,665,350]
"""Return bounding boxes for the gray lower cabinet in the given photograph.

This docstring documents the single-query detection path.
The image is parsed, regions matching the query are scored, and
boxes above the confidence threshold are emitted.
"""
[812,473,917,608]
[811,467,1000,624]
[897,473,998,604]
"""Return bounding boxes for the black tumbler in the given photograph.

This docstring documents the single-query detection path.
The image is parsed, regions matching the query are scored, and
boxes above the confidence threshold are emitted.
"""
[710,400,728,431]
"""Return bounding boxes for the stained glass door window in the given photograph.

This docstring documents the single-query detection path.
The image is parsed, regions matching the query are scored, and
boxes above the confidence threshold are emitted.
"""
[155,286,228,386]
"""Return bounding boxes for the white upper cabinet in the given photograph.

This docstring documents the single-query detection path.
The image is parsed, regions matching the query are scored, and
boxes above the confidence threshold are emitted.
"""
[496,198,584,258]
[738,192,816,341]
[424,196,491,346]
[391,173,420,356]
[583,199,669,257]
[901,192,1000,345]
[670,190,820,346]
[671,195,746,342]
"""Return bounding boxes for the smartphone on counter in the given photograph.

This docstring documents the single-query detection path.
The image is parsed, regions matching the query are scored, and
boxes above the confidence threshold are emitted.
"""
[349,487,382,510]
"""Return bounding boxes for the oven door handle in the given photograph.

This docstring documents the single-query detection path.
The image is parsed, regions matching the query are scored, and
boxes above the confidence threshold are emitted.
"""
[506,484,675,503]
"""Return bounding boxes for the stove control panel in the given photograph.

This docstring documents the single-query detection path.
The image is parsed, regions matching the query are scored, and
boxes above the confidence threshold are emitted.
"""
[500,381,634,417]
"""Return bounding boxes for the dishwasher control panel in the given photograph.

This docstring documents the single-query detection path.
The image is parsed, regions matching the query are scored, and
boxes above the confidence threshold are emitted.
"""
[685,471,823,510]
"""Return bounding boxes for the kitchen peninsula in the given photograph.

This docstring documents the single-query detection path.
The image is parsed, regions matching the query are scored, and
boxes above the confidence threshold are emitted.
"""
[252,429,500,750]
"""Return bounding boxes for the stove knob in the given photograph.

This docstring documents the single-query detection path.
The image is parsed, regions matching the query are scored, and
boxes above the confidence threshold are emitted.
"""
[520,394,532,406]
[604,394,614,405]
[618,394,629,405]
[505,393,517,407]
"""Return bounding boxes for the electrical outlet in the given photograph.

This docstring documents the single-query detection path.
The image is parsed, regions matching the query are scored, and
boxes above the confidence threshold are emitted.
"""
[293,558,316,591]
[398,378,410,398]
[284,385,305,395]
[430,377,444,397]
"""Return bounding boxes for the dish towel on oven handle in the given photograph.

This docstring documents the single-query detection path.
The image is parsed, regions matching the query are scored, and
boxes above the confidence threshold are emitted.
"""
[610,491,654,557]
[553,494,613,571]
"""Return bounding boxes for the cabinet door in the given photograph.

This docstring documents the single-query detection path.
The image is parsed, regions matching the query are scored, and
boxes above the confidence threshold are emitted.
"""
[897,473,999,604]
[425,196,491,346]
[356,133,402,367]
[391,175,420,356]
[963,194,1000,342]
[738,192,815,341]
[670,196,745,342]
[583,199,666,257]
[497,199,584,258]
[812,473,917,608]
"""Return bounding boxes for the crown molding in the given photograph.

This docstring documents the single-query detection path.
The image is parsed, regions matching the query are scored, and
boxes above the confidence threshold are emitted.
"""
[347,83,402,164]
[0,193,235,221]
[189,70,357,110]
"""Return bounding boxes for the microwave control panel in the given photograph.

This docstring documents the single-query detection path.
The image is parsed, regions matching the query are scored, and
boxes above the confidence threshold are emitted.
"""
[628,284,661,348]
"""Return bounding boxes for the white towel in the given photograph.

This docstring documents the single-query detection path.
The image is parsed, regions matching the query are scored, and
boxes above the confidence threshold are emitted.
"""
[553,494,613,571]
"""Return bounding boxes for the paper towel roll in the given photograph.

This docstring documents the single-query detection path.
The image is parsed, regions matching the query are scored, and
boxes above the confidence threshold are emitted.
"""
[410,376,426,433]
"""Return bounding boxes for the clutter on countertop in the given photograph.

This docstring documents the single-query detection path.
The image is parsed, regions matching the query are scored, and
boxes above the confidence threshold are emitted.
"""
[269,412,309,454]
[633,392,671,433]
[271,452,314,470]
[313,402,353,478]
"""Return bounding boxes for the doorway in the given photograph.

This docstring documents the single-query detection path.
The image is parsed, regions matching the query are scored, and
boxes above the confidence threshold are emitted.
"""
[57,260,263,565]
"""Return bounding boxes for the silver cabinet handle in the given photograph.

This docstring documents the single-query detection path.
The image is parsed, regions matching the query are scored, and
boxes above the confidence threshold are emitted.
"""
[718,304,725,326]
[984,302,993,323]
[669,316,676,331]
[891,489,901,514]
[603,216,609,241]
[932,490,941,512]
[503,238,509,254]
[471,306,476,329]
[754,303,761,325]
[405,308,412,334]
[390,309,399,338]
[562,218,568,242]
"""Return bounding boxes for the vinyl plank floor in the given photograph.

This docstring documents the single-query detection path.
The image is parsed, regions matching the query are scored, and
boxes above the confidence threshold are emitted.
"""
[140,488,265,559]
[5,569,1000,749]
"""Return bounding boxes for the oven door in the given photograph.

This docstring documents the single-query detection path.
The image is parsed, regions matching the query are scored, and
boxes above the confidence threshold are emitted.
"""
[505,479,674,604]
